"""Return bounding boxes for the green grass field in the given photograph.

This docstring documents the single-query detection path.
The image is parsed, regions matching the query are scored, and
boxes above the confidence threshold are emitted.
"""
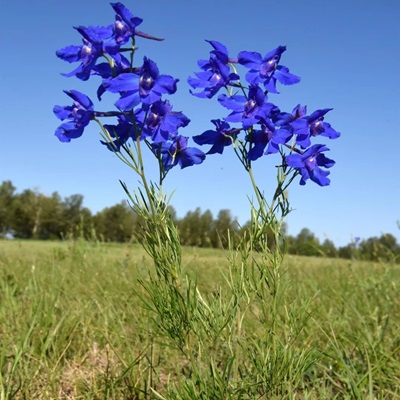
[1,239,399,399]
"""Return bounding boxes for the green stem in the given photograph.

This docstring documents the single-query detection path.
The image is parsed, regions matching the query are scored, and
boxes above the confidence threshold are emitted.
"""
[135,136,157,218]
[94,118,141,173]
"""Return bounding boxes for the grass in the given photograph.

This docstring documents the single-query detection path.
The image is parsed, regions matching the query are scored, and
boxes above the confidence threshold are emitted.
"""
[0,239,399,399]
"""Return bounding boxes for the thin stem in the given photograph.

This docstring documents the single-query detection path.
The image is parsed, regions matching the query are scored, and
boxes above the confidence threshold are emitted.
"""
[94,118,141,173]
[135,136,157,217]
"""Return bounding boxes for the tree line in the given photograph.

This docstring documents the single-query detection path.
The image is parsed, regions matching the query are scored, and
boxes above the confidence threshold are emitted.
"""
[1,180,399,263]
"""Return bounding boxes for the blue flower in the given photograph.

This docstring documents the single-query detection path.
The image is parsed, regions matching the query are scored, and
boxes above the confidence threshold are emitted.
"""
[103,57,178,110]
[56,25,117,81]
[101,115,139,151]
[289,108,341,149]
[111,2,163,43]
[273,104,307,127]
[53,90,95,142]
[155,136,206,171]
[110,2,143,45]
[247,119,287,160]
[218,85,277,129]
[238,46,300,93]
[188,41,239,99]
[135,100,190,143]
[193,120,239,154]
[92,53,131,100]
[285,144,335,186]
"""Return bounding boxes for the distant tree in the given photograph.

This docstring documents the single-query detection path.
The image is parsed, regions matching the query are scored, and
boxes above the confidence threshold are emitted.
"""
[379,233,399,254]
[210,209,239,248]
[61,194,83,234]
[12,189,43,239]
[36,192,65,239]
[359,234,400,262]
[285,234,297,254]
[168,205,178,222]
[337,244,353,259]
[291,228,321,256]
[93,201,136,242]
[320,238,337,258]
[177,207,203,246]
[198,209,214,247]
[0,180,16,236]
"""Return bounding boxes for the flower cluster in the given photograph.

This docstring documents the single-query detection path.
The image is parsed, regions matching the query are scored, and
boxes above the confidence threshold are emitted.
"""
[54,2,341,187]
[189,42,341,186]
[54,2,205,176]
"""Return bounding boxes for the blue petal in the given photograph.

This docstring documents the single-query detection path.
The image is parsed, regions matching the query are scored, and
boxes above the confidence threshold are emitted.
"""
[53,105,73,121]
[263,46,286,61]
[193,130,219,145]
[322,123,341,139]
[56,45,82,62]
[316,153,335,168]
[218,94,245,111]
[179,147,206,169]
[285,153,303,168]
[248,142,266,161]
[310,168,331,186]
[65,90,93,109]
[274,66,301,85]
[238,51,262,69]
[308,108,332,122]
[111,2,143,29]
[115,91,140,110]
[245,70,261,86]
[207,40,229,56]
[156,75,178,94]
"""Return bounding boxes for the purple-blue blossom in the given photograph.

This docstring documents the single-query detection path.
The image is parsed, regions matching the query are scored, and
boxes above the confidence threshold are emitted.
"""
[218,85,278,129]
[101,115,139,151]
[154,136,206,171]
[247,119,286,160]
[193,120,239,154]
[188,40,239,99]
[102,57,178,110]
[238,46,300,93]
[285,144,335,186]
[288,108,341,149]
[110,2,143,45]
[56,25,118,81]
[93,53,131,100]
[111,2,163,42]
[53,90,95,142]
[135,100,190,143]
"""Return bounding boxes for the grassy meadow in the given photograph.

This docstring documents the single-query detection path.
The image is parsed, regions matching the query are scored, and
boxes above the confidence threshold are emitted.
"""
[0,239,399,399]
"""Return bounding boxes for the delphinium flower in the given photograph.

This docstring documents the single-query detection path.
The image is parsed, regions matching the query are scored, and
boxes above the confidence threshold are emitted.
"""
[272,104,307,130]
[189,40,342,187]
[193,119,240,154]
[101,115,139,151]
[274,105,341,149]
[93,53,131,100]
[111,2,163,43]
[56,25,116,81]
[289,108,341,149]
[53,90,95,142]
[56,3,163,83]
[154,136,206,171]
[102,57,178,110]
[285,144,335,186]
[247,119,289,160]
[135,100,190,143]
[218,85,278,129]
[238,46,300,93]
[188,40,239,99]
[110,2,143,45]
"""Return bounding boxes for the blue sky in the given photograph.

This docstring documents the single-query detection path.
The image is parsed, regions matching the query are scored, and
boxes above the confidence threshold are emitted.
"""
[1,0,399,246]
